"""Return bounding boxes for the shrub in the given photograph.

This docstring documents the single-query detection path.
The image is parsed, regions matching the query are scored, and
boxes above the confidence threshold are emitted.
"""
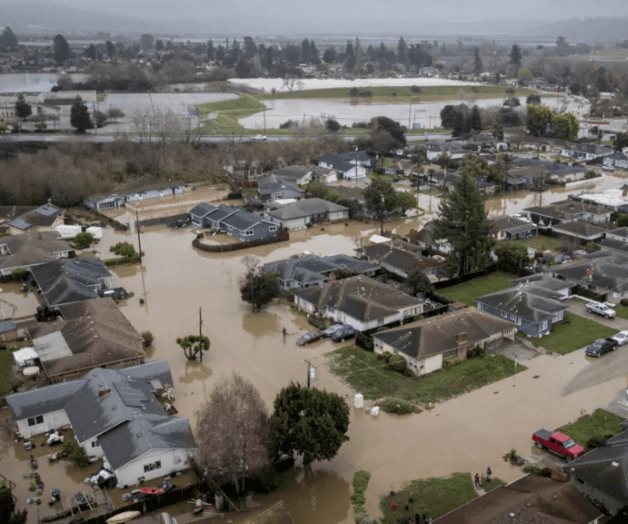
[351,470,371,513]
[620,298,628,307]
[110,241,138,258]
[377,351,406,373]
[141,331,154,348]
[72,231,94,249]
[63,439,90,468]
[467,346,486,359]
[10,268,29,281]
[585,170,598,179]
[587,436,608,450]
[379,398,421,415]
[355,332,373,351]
[226,191,242,199]
[584,241,600,253]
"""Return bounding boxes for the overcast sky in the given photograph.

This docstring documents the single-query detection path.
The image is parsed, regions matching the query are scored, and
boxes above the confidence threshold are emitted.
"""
[5,0,628,36]
[51,0,628,21]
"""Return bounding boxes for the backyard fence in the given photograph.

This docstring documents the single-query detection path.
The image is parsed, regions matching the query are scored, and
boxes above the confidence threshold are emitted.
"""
[192,231,290,253]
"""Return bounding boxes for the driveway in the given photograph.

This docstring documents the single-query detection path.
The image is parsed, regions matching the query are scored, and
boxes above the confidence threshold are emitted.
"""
[568,300,628,331]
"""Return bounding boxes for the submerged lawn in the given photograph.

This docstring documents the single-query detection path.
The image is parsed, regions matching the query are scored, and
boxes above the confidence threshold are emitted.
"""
[327,346,525,407]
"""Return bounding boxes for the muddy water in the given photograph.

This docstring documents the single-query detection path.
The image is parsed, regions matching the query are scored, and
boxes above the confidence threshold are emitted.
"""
[0,283,41,318]
[3,208,627,523]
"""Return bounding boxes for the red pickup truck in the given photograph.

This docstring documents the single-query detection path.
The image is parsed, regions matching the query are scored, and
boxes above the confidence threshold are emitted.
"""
[532,429,585,460]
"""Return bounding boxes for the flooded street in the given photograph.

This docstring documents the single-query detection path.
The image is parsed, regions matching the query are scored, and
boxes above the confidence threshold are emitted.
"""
[2,178,627,522]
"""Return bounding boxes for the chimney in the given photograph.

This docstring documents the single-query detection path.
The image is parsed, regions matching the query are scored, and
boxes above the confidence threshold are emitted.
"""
[98,388,111,399]
[455,332,468,346]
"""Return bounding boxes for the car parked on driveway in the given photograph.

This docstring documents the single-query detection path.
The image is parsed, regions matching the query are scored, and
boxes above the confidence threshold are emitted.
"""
[296,331,323,346]
[585,301,616,319]
[323,324,344,337]
[585,337,619,357]
[532,429,585,460]
[612,330,628,346]
[330,324,356,342]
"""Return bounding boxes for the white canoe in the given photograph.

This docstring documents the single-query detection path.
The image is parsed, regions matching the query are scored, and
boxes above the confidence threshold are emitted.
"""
[106,511,141,524]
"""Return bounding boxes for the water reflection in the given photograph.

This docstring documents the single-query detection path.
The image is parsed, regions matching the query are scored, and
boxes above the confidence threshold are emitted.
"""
[178,359,213,384]
[242,310,281,338]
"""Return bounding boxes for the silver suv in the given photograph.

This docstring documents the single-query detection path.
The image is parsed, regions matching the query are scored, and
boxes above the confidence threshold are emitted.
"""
[585,301,616,319]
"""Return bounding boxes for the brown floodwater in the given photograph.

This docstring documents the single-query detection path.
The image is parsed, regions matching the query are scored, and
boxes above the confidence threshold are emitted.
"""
[2,190,627,522]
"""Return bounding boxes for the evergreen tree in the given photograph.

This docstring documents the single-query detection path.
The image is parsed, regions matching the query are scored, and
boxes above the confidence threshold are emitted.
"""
[435,171,493,276]
[14,93,32,121]
[0,26,19,50]
[207,38,215,61]
[397,37,408,66]
[53,34,71,64]
[70,96,92,133]
[270,383,350,464]
[84,43,97,60]
[345,40,356,71]
[473,47,483,74]
[105,40,116,58]
[509,43,522,74]
[469,105,482,132]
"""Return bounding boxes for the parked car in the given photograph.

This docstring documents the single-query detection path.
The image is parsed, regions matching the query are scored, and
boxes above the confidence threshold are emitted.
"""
[532,429,585,460]
[251,134,267,142]
[296,331,323,346]
[585,301,616,319]
[323,324,344,337]
[612,330,628,346]
[330,324,356,342]
[585,337,618,357]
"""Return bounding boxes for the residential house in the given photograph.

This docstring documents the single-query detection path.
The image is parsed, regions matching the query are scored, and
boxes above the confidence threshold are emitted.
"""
[373,308,516,376]
[256,175,304,202]
[414,221,452,256]
[552,254,628,302]
[603,151,628,170]
[551,221,607,243]
[266,198,349,230]
[566,427,628,516]
[0,232,72,277]
[476,283,569,337]
[83,182,187,211]
[262,254,378,291]
[269,165,332,186]
[490,215,538,241]
[8,203,63,232]
[188,203,279,241]
[319,151,372,180]
[512,274,575,299]
[572,188,628,214]
[524,199,613,227]
[291,275,424,332]
[426,141,475,162]
[28,297,145,382]
[560,143,614,162]
[606,227,628,244]
[427,171,498,194]
[435,475,602,524]
[6,361,196,488]
[362,241,444,280]
[509,158,587,187]
[30,257,113,307]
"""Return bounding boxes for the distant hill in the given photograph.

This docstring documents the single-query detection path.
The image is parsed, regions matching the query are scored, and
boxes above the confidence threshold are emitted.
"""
[526,17,628,44]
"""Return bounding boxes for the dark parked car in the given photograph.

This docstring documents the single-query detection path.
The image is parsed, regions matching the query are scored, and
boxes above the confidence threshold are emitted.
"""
[330,324,356,342]
[585,337,618,358]
[296,331,323,346]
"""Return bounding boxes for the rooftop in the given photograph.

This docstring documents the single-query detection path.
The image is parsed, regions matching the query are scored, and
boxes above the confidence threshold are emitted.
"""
[0,232,71,271]
[267,198,349,221]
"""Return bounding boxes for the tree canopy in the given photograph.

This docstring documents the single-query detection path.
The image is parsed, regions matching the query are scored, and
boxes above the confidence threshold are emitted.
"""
[494,242,530,273]
[270,383,350,464]
[364,177,416,234]
[240,259,280,310]
[52,34,71,64]
[197,374,269,492]
[526,105,578,141]
[435,171,493,276]
[14,94,32,123]
[177,335,210,361]
[70,97,92,133]
[0,27,18,50]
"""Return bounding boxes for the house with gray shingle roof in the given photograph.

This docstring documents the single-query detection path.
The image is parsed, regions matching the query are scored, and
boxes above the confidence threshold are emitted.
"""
[8,203,63,232]
[373,308,516,376]
[0,232,72,277]
[476,283,568,337]
[6,361,195,488]
[188,203,279,241]
[262,254,378,290]
[292,275,424,331]
[266,198,349,230]
[551,221,607,243]
[565,428,628,516]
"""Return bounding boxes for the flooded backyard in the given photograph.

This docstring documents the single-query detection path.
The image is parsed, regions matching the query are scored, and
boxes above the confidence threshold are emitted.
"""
[1,175,627,522]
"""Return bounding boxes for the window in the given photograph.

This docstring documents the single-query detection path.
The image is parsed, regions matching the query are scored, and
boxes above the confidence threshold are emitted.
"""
[27,415,44,426]
[269,226,278,232]
[91,440,100,448]
[143,460,162,473]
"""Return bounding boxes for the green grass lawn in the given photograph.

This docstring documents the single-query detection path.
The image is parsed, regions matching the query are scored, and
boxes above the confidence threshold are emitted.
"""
[558,409,624,448]
[197,94,267,134]
[327,346,525,408]
[380,473,478,522]
[438,271,513,306]
[0,349,14,397]
[528,312,617,355]
[515,235,563,252]
[615,305,628,320]
[262,85,536,102]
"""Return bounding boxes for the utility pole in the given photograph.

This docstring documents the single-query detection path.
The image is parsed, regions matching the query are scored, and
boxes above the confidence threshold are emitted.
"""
[135,210,143,264]
[199,307,203,363]
[263,109,267,133]
[304,360,315,388]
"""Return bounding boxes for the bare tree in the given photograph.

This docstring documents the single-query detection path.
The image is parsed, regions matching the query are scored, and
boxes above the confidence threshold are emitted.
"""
[197,374,270,493]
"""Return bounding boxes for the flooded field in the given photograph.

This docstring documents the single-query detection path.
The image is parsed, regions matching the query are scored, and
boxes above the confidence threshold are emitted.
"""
[228,77,479,93]
[2,182,627,522]
[0,73,89,93]
[240,95,584,129]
